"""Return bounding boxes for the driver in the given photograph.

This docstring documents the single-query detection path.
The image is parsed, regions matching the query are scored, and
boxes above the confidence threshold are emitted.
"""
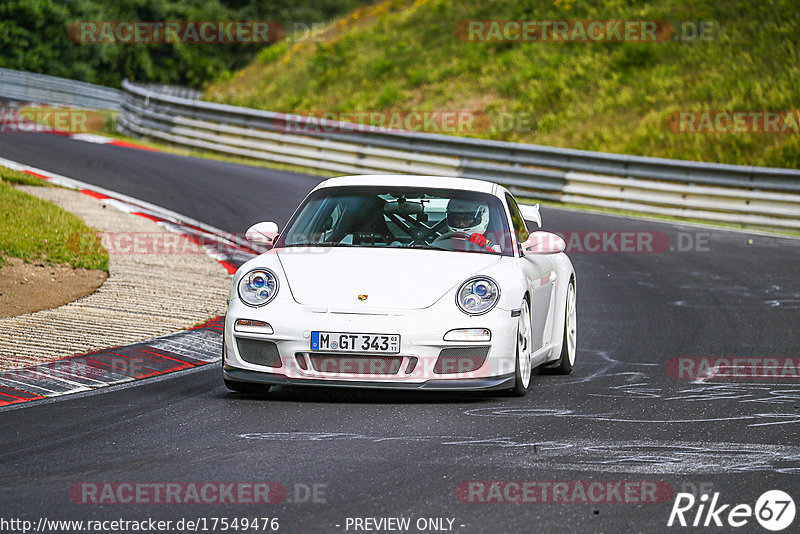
[444,198,500,252]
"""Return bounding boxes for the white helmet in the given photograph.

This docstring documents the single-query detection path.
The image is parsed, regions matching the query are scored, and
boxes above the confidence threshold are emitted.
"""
[446,198,490,235]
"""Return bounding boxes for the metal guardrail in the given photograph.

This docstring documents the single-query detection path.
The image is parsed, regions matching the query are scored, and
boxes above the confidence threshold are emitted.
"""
[128,83,201,101]
[1,67,797,231]
[118,79,800,231]
[0,68,121,110]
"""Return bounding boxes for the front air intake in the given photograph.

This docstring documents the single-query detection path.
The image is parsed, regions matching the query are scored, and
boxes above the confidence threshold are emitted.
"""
[308,354,403,375]
[434,346,489,374]
[235,338,282,368]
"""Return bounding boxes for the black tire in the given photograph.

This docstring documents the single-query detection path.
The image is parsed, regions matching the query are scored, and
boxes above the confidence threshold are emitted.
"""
[546,280,575,375]
[224,378,271,394]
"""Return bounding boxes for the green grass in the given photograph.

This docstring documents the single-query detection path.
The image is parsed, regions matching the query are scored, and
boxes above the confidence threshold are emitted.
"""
[0,167,109,270]
[0,166,50,187]
[206,0,800,169]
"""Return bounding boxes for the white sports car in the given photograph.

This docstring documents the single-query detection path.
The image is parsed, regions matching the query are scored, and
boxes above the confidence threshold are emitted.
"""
[223,175,576,396]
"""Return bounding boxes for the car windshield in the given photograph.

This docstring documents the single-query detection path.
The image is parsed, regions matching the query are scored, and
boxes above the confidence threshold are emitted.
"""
[276,186,513,256]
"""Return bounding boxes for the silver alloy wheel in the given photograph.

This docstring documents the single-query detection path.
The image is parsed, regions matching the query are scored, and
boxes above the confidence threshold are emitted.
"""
[518,300,533,387]
[565,282,577,366]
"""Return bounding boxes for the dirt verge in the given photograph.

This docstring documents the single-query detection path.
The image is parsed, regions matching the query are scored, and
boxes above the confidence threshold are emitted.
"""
[0,257,107,319]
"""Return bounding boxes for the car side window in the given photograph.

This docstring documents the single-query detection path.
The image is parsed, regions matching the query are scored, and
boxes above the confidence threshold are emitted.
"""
[505,193,529,245]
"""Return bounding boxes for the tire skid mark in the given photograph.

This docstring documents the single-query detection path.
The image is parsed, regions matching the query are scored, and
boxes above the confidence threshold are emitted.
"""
[464,406,800,427]
[236,432,800,473]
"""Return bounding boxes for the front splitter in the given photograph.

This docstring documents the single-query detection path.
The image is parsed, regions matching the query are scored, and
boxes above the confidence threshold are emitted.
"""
[223,364,515,391]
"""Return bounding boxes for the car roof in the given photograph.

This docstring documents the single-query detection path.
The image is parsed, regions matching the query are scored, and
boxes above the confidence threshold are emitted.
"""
[315,175,499,195]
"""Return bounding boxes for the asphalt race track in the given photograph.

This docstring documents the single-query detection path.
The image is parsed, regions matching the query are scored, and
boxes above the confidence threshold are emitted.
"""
[1,132,799,532]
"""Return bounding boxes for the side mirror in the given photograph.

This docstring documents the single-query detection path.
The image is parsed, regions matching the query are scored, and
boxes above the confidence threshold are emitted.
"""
[522,231,566,254]
[246,221,280,246]
[519,203,542,228]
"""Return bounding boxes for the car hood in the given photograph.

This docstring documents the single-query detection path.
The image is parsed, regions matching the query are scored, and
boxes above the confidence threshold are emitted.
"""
[276,247,501,310]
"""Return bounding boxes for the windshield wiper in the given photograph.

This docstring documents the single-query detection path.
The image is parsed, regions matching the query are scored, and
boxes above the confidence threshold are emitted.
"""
[399,243,459,252]
[283,242,354,248]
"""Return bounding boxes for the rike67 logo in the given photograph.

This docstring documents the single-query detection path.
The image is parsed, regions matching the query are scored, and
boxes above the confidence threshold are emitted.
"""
[668,490,796,531]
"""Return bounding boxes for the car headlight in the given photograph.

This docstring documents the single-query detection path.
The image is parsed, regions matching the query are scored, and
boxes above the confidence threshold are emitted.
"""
[238,268,279,307]
[456,277,499,315]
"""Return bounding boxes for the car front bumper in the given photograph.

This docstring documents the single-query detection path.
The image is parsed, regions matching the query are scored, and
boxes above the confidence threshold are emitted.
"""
[223,294,519,391]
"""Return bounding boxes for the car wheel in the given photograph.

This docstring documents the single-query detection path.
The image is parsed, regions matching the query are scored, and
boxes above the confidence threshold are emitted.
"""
[224,378,271,394]
[550,279,576,375]
[508,298,533,396]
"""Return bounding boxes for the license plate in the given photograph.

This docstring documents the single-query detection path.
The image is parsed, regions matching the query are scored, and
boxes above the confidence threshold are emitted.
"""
[310,332,400,354]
